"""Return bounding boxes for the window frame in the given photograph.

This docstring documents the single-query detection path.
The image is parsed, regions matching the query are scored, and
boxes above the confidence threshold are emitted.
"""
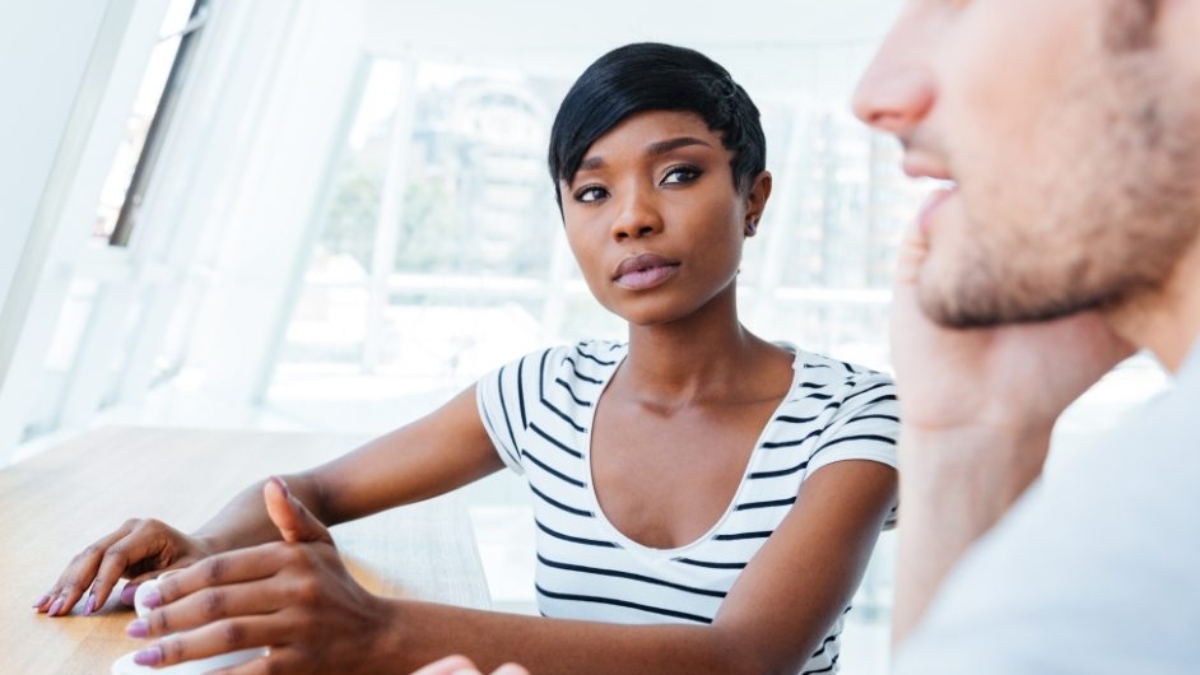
[108,0,212,247]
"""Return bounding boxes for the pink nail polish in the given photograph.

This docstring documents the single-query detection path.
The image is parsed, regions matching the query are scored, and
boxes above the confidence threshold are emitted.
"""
[127,619,150,638]
[84,594,97,615]
[119,583,138,605]
[32,595,50,609]
[48,597,65,616]
[133,647,162,666]
[141,589,162,609]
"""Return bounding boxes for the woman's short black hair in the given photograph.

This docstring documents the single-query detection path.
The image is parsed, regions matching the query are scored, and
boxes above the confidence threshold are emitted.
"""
[548,42,767,207]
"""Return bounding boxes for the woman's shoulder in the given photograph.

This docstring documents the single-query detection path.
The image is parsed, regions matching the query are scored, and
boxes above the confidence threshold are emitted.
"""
[550,340,627,381]
[568,338,629,362]
[784,345,889,378]
[531,339,627,365]
[783,345,896,407]
[486,340,627,384]
[486,340,626,368]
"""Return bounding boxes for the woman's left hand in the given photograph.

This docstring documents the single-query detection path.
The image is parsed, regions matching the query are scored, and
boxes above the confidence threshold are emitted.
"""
[126,477,399,674]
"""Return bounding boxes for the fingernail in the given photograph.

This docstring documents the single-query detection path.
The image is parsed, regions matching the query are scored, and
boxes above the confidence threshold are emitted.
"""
[120,583,138,605]
[273,476,292,498]
[127,619,150,638]
[133,646,162,666]
[141,589,162,609]
[33,595,50,609]
[48,597,65,616]
[84,593,97,615]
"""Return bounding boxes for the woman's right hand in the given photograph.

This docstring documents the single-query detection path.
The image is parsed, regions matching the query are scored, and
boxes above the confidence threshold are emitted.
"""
[35,518,214,617]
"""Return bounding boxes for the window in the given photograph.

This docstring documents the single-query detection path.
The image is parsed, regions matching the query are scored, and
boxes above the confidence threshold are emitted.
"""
[93,0,211,247]
[274,59,580,401]
[270,47,927,413]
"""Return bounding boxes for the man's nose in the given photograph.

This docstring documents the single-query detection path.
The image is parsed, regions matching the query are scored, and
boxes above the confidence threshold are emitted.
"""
[852,20,936,137]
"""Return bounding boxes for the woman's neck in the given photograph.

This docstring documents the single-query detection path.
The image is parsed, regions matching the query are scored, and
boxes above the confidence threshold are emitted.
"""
[618,286,790,407]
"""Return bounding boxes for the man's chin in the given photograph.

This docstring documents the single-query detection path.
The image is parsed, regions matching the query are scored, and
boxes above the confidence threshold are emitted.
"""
[918,283,1103,329]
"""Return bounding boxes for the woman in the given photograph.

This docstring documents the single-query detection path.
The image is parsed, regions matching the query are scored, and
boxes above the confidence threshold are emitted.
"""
[38,43,898,675]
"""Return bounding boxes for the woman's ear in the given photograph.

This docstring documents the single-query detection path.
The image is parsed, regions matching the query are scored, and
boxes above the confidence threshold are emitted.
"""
[744,170,772,237]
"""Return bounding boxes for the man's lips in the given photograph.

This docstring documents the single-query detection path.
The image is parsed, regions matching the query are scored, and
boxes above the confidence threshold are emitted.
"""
[902,158,953,181]
[918,183,958,236]
[901,151,958,235]
[612,253,681,290]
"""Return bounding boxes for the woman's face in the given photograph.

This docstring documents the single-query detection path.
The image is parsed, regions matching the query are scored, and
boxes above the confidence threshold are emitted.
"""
[560,110,769,327]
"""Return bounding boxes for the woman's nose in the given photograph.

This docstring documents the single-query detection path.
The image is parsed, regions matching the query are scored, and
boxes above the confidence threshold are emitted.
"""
[610,189,663,241]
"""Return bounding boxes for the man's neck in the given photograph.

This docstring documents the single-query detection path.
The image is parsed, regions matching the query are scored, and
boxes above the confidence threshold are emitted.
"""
[1106,238,1200,373]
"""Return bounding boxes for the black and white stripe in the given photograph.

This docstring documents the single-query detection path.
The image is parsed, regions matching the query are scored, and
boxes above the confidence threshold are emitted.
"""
[477,340,899,674]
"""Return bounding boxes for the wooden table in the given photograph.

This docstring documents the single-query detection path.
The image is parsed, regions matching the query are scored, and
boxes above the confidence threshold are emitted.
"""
[0,427,491,674]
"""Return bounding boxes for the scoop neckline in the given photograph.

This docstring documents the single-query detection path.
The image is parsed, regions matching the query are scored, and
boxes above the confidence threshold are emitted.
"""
[580,344,804,558]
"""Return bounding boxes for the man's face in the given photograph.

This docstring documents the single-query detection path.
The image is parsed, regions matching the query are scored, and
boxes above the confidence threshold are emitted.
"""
[853,0,1200,328]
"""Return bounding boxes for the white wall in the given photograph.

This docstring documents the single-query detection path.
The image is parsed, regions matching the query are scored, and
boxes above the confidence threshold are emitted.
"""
[363,0,902,91]
[0,0,176,462]
[0,0,372,462]
[0,0,118,370]
[186,0,368,404]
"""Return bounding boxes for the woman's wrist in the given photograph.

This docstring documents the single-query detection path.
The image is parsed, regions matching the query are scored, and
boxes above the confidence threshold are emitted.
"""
[362,597,412,675]
[188,529,232,557]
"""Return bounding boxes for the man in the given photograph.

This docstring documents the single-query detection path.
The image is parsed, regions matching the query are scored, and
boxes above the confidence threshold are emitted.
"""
[417,0,1200,672]
[851,0,1200,672]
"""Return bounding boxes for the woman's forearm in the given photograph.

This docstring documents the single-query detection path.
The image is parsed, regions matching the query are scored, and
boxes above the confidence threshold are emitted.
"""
[191,473,326,553]
[376,601,770,675]
[191,387,503,556]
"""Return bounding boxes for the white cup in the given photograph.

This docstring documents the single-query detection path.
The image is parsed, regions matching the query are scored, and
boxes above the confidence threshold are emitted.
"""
[112,572,269,675]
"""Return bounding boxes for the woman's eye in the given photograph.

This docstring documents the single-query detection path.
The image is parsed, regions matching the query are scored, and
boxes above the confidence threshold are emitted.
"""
[661,166,701,185]
[574,186,608,203]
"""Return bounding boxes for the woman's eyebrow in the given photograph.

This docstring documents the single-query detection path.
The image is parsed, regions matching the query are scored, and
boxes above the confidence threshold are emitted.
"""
[577,156,606,173]
[645,136,713,156]
[573,136,714,183]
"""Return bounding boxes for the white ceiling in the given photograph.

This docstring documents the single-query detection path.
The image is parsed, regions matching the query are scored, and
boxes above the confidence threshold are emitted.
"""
[362,0,901,91]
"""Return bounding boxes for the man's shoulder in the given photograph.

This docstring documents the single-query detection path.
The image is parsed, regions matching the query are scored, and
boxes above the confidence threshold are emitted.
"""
[896,370,1200,674]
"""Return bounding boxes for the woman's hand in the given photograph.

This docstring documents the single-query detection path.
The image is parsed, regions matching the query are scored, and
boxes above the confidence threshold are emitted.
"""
[126,477,398,674]
[411,655,530,675]
[36,517,215,617]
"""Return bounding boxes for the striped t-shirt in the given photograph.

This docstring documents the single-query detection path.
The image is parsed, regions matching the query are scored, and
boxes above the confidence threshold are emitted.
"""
[476,340,899,674]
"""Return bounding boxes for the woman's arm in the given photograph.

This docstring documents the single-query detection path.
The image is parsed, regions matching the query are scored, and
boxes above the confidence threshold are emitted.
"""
[39,385,504,616]
[398,460,896,675]
[135,459,896,675]
[197,385,504,549]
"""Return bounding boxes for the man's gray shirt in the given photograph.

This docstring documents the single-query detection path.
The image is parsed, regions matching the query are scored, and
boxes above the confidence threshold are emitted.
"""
[896,341,1200,674]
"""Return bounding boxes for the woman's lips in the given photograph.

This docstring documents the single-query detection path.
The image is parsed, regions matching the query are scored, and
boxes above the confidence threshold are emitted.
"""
[613,253,681,290]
